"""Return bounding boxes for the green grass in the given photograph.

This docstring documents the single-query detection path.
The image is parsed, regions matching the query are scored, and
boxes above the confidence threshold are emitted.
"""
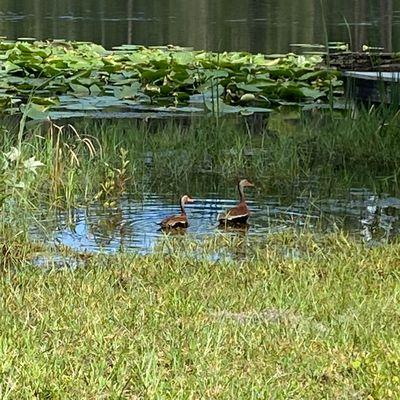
[1,108,400,398]
[0,231,399,398]
[3,105,400,214]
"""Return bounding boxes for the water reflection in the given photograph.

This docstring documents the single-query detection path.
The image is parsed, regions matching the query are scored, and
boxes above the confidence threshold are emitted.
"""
[30,188,400,255]
[0,0,398,53]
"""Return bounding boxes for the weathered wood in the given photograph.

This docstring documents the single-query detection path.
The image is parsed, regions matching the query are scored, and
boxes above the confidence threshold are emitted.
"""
[343,71,400,82]
[328,52,400,71]
[343,71,400,104]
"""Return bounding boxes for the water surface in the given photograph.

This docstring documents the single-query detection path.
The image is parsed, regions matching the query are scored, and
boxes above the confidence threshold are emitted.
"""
[0,0,399,53]
[30,187,400,255]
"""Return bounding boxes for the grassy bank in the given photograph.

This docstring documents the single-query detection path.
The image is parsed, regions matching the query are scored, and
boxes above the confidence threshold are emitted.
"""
[1,231,399,398]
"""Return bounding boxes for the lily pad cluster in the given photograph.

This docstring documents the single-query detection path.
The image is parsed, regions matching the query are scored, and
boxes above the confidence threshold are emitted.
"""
[0,40,342,119]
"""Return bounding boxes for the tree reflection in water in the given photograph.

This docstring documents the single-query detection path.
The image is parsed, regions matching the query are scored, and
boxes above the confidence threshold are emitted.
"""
[0,0,397,53]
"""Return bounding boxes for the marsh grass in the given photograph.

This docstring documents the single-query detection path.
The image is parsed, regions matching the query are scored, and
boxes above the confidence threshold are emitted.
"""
[1,107,400,397]
[0,230,399,398]
[1,106,400,243]
[2,106,400,212]
[0,107,399,256]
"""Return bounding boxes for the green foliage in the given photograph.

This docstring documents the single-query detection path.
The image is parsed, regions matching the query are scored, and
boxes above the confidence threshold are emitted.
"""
[0,40,342,119]
[95,147,131,208]
[0,145,44,208]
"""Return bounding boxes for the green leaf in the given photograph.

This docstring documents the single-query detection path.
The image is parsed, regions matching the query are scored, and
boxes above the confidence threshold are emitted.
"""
[4,61,22,73]
[89,84,102,96]
[173,91,190,101]
[300,87,325,100]
[205,100,271,115]
[236,83,264,93]
[114,83,140,99]
[69,83,90,96]
[203,70,230,80]
[140,68,166,82]
[23,103,50,120]
[240,106,272,115]
[30,97,59,106]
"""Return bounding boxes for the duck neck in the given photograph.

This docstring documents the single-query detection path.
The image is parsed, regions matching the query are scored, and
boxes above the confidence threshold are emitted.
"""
[238,182,245,202]
[180,198,186,215]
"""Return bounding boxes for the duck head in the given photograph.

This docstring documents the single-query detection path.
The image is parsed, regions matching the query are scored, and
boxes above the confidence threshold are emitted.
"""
[239,179,254,188]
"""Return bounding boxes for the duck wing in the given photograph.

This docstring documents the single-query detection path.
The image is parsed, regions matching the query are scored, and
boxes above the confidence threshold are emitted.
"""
[218,202,250,223]
[159,214,189,229]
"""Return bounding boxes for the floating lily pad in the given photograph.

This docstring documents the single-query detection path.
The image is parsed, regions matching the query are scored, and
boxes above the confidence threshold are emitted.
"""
[205,100,271,115]
[114,83,140,99]
[69,83,90,97]
[22,103,50,120]
[0,39,343,119]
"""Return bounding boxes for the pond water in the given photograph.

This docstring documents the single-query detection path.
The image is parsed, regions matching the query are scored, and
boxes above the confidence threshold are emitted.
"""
[0,0,399,53]
[3,1,400,259]
[30,186,400,256]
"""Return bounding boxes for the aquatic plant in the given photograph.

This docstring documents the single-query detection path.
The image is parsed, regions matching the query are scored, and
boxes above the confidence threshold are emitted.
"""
[0,40,342,119]
[94,147,131,208]
[2,104,400,217]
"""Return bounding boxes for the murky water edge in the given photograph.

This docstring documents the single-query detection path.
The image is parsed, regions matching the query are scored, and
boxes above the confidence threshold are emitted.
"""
[29,187,400,257]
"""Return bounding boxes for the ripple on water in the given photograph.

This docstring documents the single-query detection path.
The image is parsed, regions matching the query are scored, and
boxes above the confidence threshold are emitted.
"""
[30,190,400,254]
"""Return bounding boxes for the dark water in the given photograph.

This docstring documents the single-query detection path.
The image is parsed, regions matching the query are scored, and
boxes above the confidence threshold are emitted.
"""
[0,0,399,53]
[30,188,400,257]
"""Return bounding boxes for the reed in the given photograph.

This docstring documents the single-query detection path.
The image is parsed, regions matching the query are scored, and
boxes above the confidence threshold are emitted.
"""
[2,106,400,241]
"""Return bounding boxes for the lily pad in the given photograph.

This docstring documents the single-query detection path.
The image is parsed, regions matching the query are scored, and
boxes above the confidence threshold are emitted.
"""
[0,39,344,117]
[69,83,90,97]
[22,103,50,120]
[114,83,140,99]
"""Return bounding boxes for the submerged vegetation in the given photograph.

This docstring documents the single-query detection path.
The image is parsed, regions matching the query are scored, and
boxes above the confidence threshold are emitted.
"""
[0,40,341,119]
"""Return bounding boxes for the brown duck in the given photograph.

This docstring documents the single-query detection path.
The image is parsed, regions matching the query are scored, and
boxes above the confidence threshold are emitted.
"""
[218,179,254,226]
[159,195,194,229]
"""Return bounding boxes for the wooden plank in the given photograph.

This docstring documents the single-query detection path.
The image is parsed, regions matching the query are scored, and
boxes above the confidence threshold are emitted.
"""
[329,52,400,71]
[343,70,400,104]
[343,71,400,82]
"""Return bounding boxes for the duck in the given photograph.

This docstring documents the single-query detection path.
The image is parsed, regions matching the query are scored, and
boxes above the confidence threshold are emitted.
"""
[218,179,254,226]
[159,194,194,229]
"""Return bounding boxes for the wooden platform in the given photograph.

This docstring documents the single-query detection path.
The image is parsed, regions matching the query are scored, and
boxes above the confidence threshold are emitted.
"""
[329,52,400,72]
[343,71,400,104]
[343,71,400,82]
